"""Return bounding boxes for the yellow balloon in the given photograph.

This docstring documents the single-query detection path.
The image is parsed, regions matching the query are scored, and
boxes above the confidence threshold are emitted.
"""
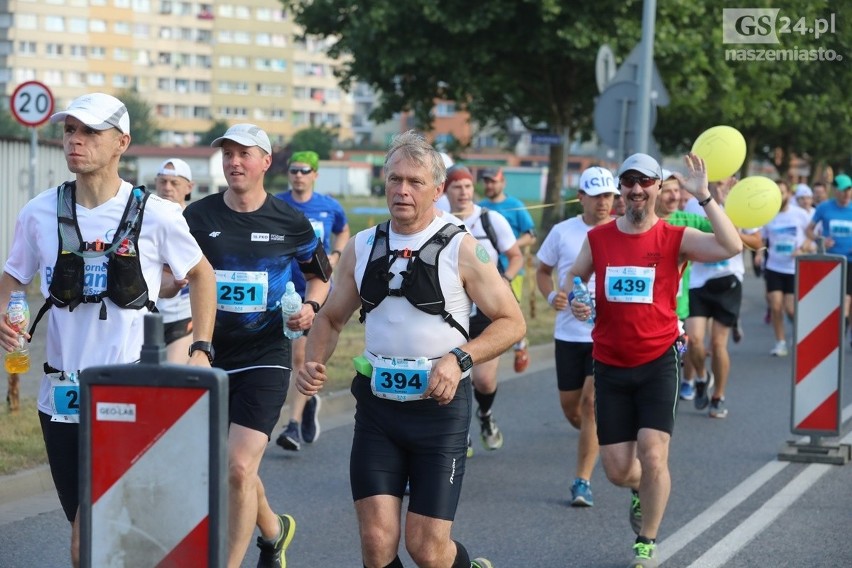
[691,125,747,182]
[725,176,781,229]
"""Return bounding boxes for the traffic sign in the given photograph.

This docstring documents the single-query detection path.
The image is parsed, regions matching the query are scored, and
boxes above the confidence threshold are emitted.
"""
[530,133,562,146]
[10,81,54,127]
[595,44,617,94]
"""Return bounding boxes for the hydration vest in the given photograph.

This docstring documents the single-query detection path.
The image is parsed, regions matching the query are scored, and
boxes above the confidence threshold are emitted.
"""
[358,221,469,340]
[29,181,156,335]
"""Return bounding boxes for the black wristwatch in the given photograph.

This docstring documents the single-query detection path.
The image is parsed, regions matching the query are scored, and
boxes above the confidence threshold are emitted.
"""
[450,347,473,373]
[188,341,215,364]
[303,300,320,314]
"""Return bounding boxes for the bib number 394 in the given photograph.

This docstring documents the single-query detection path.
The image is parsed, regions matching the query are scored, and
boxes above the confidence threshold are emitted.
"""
[371,356,431,402]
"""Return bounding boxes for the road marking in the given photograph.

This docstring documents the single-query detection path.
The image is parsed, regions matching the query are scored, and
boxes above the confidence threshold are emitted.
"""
[659,403,852,566]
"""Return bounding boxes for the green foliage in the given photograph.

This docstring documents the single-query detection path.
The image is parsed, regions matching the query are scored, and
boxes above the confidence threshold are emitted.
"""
[199,119,230,146]
[0,108,32,139]
[290,126,336,159]
[114,89,159,146]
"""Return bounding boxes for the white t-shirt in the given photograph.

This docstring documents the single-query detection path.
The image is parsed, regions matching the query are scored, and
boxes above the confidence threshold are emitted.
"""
[462,205,517,262]
[354,215,471,359]
[157,287,192,323]
[536,216,598,342]
[4,182,203,416]
[688,203,751,287]
[763,206,812,275]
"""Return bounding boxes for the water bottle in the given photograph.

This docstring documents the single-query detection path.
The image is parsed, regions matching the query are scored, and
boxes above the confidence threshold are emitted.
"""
[571,276,595,325]
[4,291,30,374]
[281,281,304,340]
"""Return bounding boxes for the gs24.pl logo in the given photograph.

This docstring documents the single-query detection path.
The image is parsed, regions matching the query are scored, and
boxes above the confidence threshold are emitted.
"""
[723,9,837,44]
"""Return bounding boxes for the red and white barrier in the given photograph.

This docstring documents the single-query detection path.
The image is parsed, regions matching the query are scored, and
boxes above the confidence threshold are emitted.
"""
[791,255,845,435]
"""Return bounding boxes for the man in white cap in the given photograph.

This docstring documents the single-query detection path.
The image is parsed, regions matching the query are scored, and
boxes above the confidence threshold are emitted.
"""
[793,183,815,218]
[0,93,217,568]
[535,166,619,509]
[183,123,331,567]
[154,158,196,363]
[567,152,741,568]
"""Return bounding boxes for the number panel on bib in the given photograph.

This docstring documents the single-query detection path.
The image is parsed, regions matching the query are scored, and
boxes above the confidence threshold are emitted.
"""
[605,266,655,304]
[370,356,431,402]
[49,374,80,423]
[215,270,269,313]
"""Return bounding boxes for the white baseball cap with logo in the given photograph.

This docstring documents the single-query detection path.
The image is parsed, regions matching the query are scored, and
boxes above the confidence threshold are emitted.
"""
[211,123,272,154]
[578,166,620,196]
[50,93,130,134]
[157,158,192,182]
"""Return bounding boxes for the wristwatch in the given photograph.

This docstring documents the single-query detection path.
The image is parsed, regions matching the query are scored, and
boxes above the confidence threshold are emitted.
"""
[450,347,473,373]
[188,341,215,364]
[303,300,320,314]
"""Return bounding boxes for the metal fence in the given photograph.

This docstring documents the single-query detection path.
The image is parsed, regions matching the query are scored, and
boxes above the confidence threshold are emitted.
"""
[0,137,70,266]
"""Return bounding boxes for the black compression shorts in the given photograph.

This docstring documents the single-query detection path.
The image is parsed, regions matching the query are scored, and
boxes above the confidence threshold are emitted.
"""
[349,373,471,520]
[228,367,290,439]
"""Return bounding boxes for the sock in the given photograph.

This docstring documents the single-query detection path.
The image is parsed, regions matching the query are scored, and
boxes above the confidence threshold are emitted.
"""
[711,396,722,403]
[636,536,656,545]
[450,541,470,568]
[367,557,404,568]
[474,389,496,416]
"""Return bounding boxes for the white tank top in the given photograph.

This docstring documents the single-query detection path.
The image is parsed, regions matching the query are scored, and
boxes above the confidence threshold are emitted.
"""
[354,216,471,359]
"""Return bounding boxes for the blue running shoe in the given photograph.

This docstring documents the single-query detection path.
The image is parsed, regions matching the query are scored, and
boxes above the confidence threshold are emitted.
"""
[570,478,594,507]
[679,380,695,401]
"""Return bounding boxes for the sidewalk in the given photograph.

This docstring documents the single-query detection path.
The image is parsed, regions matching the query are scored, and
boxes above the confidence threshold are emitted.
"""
[0,342,555,510]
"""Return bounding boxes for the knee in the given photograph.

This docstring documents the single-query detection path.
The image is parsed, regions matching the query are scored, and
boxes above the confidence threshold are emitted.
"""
[638,446,668,474]
[361,525,396,561]
[228,459,255,490]
[406,536,441,567]
[580,392,596,420]
[562,404,582,429]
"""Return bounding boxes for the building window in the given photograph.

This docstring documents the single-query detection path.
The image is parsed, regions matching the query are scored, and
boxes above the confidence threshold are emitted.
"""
[68,18,87,33]
[89,19,107,33]
[17,41,37,55]
[70,45,87,58]
[45,16,65,32]
[113,74,131,88]
[86,72,105,86]
[15,14,37,29]
[434,102,456,117]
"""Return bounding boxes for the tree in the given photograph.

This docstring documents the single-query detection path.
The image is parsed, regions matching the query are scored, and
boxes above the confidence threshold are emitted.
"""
[199,120,230,146]
[290,126,336,159]
[286,0,850,232]
[114,89,159,146]
[0,109,32,139]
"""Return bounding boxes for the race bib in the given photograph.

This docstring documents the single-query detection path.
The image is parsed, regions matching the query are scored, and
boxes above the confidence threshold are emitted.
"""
[605,266,655,304]
[828,219,852,238]
[772,237,796,256]
[49,372,81,424]
[215,270,268,313]
[310,220,325,242]
[370,355,432,402]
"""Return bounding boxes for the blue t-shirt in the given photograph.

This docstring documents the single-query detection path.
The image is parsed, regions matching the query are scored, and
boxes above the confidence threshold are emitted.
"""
[478,196,536,274]
[811,199,852,260]
[276,191,348,295]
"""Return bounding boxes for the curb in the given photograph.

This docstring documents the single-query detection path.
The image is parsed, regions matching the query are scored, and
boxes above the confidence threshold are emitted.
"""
[0,343,555,510]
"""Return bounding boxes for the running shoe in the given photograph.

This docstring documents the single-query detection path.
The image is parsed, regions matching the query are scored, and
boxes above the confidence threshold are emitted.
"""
[275,420,301,452]
[770,340,788,357]
[513,339,529,373]
[709,398,728,419]
[733,320,744,343]
[694,371,714,410]
[467,434,474,458]
[471,558,494,568]
[629,540,657,568]
[679,380,695,401]
[256,513,296,568]
[478,410,504,450]
[300,395,322,444]
[570,478,594,507]
[629,490,642,535]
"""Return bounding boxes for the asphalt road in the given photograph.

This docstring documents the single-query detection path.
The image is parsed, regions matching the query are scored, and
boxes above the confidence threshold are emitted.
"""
[2,274,851,567]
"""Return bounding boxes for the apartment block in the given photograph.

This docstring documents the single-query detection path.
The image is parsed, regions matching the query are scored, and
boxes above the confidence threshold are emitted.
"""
[0,0,356,146]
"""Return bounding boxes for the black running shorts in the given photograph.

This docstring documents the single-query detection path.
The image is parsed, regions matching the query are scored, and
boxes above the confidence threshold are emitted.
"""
[163,317,193,345]
[39,411,79,522]
[228,367,289,439]
[688,275,742,327]
[349,373,471,521]
[554,340,594,392]
[764,268,795,295]
[593,347,680,445]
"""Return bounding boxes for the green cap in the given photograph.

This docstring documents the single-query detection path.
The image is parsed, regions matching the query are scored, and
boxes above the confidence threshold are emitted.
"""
[290,151,319,172]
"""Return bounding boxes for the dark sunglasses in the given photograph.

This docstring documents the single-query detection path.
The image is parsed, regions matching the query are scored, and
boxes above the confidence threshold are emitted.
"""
[620,174,659,189]
[289,167,313,175]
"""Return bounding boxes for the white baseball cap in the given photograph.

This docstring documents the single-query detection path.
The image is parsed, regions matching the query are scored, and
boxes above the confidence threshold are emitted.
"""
[157,158,192,182]
[578,167,619,196]
[49,92,130,134]
[617,153,663,179]
[211,123,272,154]
[794,183,813,198]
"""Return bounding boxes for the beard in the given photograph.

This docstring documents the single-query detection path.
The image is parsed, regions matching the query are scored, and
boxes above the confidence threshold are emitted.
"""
[626,202,648,224]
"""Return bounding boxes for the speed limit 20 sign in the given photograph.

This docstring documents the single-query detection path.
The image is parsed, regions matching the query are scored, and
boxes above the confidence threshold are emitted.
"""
[11,81,55,127]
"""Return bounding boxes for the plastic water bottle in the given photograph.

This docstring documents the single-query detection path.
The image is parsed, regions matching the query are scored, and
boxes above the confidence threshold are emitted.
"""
[281,281,304,340]
[571,276,595,325]
[4,291,30,373]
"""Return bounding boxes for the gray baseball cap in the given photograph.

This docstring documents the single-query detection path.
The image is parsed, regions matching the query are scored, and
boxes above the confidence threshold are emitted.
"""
[617,153,662,179]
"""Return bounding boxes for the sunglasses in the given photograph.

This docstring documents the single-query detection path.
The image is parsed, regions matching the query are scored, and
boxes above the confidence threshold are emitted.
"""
[620,174,659,189]
[289,167,313,175]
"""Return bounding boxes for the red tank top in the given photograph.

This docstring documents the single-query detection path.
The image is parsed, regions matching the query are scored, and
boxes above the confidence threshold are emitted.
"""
[588,220,685,367]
